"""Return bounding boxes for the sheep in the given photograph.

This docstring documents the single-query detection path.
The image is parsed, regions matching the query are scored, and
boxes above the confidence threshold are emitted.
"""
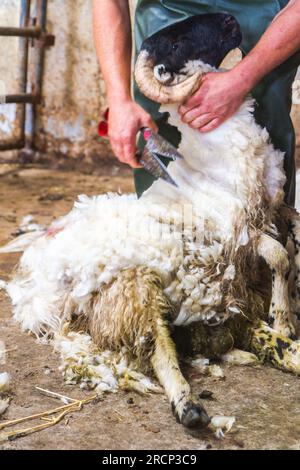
[1,13,300,430]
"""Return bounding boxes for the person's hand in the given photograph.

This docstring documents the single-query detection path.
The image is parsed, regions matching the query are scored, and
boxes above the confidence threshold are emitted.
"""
[178,70,251,133]
[107,98,157,168]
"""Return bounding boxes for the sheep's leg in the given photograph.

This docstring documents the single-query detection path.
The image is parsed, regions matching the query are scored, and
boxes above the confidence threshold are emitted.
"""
[257,234,295,338]
[86,266,210,429]
[249,321,300,375]
[151,317,210,428]
[288,213,300,336]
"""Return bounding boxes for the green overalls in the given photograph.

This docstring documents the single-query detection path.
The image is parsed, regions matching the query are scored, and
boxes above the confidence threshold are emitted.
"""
[133,0,300,205]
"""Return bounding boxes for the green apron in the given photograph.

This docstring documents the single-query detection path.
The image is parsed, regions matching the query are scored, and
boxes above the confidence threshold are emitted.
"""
[133,0,300,206]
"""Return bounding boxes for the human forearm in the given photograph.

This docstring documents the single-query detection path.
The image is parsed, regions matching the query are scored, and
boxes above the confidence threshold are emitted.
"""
[92,0,157,167]
[93,0,132,102]
[231,0,300,93]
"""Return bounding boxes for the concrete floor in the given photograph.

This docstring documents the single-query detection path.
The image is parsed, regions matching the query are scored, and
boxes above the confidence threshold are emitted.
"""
[0,165,299,450]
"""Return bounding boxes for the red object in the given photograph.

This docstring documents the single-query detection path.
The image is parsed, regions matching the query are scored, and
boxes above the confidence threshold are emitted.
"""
[103,108,109,121]
[143,128,151,141]
[98,120,108,137]
[98,108,109,137]
[46,226,64,238]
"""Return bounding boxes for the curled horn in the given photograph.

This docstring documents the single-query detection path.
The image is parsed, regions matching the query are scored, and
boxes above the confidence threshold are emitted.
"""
[134,50,202,104]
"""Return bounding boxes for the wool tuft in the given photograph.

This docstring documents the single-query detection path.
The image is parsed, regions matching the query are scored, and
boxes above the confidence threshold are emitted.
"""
[0,372,11,393]
[53,330,161,394]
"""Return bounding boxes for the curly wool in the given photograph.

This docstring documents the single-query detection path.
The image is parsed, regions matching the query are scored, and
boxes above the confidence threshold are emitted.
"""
[6,87,286,339]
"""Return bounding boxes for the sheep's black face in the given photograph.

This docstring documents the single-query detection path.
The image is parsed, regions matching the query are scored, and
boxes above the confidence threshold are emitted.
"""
[141,13,242,85]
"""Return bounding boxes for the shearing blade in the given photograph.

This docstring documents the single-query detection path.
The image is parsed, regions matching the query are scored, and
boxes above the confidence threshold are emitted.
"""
[139,146,178,187]
[142,128,184,161]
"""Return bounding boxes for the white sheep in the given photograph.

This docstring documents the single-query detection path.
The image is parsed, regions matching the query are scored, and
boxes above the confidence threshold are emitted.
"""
[1,13,300,429]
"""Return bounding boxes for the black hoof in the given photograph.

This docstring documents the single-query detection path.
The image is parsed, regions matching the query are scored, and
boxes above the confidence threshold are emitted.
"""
[180,401,210,429]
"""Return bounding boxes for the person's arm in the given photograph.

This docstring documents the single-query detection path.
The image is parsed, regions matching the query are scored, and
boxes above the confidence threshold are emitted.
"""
[93,0,157,167]
[179,0,300,133]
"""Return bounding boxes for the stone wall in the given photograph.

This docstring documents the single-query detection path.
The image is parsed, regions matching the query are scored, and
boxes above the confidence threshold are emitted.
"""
[0,0,22,147]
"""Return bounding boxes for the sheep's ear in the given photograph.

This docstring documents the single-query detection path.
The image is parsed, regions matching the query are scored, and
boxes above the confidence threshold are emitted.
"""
[221,15,239,37]
[221,15,237,34]
[220,14,242,48]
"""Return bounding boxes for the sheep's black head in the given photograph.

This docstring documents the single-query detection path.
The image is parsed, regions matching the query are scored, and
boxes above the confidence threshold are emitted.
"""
[135,13,242,104]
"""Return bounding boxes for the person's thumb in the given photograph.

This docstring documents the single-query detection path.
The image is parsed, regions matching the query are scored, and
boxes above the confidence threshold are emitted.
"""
[141,114,158,134]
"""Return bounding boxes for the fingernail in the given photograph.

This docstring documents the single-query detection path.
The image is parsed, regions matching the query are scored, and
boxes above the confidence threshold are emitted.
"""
[143,129,151,140]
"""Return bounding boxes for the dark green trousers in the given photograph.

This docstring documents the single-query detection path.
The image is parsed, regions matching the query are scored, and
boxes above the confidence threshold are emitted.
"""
[133,0,300,205]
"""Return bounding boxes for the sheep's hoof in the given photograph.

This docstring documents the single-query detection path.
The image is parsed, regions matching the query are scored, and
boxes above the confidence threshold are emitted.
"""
[180,401,210,429]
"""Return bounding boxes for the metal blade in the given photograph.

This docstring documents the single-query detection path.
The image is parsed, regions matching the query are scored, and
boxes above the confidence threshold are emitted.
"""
[140,147,178,187]
[143,128,184,161]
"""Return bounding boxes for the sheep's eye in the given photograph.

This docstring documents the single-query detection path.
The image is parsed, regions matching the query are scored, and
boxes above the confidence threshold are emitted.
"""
[172,43,179,51]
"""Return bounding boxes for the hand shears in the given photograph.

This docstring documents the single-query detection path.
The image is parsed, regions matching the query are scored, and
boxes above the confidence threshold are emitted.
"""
[98,109,183,187]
